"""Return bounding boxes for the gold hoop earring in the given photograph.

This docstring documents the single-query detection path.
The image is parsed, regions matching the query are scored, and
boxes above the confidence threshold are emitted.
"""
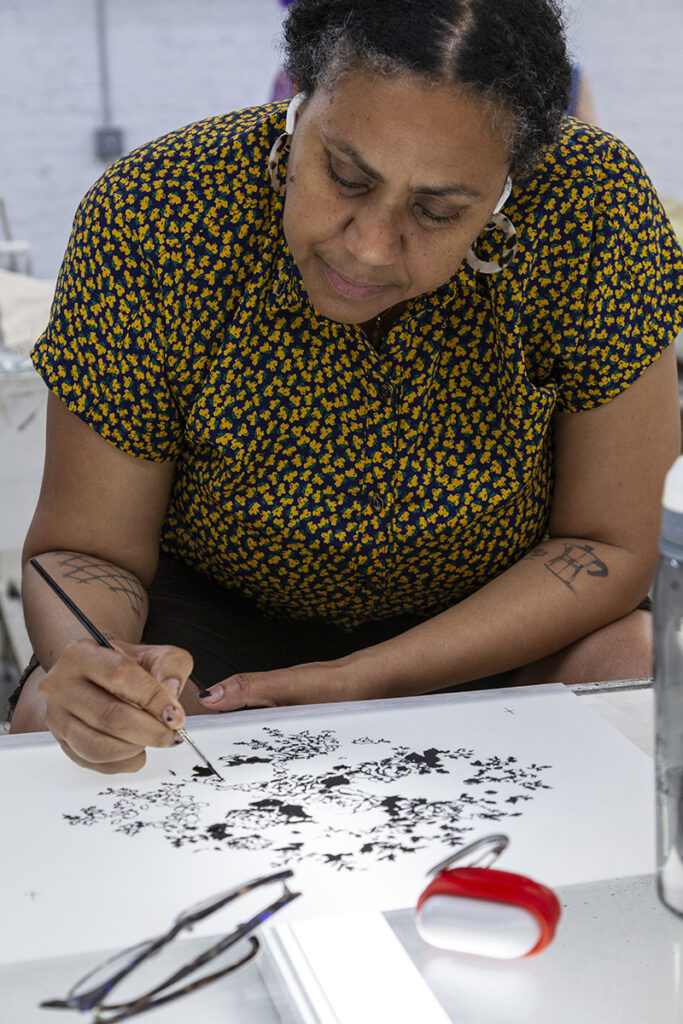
[465,212,519,275]
[268,92,306,197]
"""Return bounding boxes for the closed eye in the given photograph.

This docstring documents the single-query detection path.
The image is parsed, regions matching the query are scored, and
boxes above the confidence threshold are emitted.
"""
[327,158,367,192]
[415,204,465,225]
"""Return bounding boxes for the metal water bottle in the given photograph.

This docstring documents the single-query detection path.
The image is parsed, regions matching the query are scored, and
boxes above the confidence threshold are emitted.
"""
[654,454,683,914]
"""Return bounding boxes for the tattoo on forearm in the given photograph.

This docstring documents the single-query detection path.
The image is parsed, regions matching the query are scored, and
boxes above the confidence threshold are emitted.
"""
[524,544,609,593]
[56,553,145,618]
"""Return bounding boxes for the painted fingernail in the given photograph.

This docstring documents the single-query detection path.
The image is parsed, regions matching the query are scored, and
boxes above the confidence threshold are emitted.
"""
[171,736,184,747]
[198,685,224,701]
[163,677,182,698]
[163,704,184,726]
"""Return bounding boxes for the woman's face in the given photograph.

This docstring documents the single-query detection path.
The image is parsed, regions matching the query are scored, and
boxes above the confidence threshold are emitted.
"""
[282,67,511,325]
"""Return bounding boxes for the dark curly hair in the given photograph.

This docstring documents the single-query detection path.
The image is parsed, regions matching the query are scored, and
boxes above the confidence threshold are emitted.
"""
[282,0,572,176]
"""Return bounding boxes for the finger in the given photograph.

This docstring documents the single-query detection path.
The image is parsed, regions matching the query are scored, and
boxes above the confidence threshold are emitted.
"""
[57,681,183,749]
[56,738,147,775]
[41,641,185,743]
[197,673,278,712]
[118,641,194,700]
[43,681,182,764]
[67,639,186,729]
[54,718,146,768]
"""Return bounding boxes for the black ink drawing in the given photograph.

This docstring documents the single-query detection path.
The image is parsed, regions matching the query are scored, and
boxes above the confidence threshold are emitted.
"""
[62,726,552,871]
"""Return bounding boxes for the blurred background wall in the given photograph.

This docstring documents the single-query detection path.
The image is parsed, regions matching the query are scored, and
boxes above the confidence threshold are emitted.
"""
[0,0,285,279]
[562,0,683,198]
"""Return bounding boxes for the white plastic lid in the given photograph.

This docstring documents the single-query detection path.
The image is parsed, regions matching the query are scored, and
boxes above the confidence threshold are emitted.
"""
[416,894,541,959]
[663,456,683,514]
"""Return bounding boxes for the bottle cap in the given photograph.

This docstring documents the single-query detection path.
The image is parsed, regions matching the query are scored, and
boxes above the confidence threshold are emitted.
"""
[662,456,683,514]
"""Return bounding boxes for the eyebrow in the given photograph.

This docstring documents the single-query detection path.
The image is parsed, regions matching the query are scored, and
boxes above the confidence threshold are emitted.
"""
[324,136,484,200]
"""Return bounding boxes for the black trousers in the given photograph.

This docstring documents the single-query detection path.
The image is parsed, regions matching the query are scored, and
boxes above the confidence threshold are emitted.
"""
[142,554,429,688]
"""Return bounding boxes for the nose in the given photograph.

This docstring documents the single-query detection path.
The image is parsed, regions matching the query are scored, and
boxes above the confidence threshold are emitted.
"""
[343,197,403,267]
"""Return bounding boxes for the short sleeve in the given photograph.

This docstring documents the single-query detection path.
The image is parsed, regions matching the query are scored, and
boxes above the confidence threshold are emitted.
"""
[554,139,683,413]
[31,168,183,461]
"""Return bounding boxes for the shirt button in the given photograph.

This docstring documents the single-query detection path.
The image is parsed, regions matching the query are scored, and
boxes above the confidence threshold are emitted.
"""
[370,494,385,513]
[378,382,393,400]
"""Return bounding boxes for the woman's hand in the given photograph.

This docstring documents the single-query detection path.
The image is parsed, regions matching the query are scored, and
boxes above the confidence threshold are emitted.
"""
[39,639,194,774]
[196,656,379,712]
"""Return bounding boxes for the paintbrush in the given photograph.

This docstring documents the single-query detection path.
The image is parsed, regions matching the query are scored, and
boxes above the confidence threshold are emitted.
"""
[30,557,225,781]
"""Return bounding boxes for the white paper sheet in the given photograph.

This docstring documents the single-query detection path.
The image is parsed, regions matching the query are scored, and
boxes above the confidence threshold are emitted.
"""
[0,685,655,965]
[265,912,452,1024]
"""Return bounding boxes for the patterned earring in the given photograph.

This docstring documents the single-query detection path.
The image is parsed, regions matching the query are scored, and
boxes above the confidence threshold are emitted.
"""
[465,175,519,275]
[268,92,306,196]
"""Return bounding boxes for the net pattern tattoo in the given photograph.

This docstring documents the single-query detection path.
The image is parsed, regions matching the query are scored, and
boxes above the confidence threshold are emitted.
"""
[58,554,145,618]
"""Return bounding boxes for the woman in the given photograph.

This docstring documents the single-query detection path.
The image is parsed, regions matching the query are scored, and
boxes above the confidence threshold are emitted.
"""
[10,0,683,773]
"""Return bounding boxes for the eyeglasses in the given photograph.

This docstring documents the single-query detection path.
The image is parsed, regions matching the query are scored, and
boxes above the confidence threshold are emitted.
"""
[40,870,300,1022]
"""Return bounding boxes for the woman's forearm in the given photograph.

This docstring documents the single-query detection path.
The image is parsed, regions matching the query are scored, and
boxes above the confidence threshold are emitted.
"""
[22,549,148,669]
[346,536,650,696]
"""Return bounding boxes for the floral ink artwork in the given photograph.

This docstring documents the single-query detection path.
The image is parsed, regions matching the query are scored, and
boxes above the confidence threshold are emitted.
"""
[62,726,552,872]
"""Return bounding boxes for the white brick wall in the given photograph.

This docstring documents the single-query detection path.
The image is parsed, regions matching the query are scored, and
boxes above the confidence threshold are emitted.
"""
[0,0,285,278]
[1,0,682,279]
[563,0,683,200]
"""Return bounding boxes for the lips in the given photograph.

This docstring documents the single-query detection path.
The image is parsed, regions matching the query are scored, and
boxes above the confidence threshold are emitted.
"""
[321,259,391,301]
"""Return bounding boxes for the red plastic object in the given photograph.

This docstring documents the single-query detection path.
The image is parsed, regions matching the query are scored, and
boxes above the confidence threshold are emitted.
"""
[416,866,561,958]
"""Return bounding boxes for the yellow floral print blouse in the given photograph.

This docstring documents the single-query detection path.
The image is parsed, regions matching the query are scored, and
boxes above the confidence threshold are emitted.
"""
[33,105,683,630]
